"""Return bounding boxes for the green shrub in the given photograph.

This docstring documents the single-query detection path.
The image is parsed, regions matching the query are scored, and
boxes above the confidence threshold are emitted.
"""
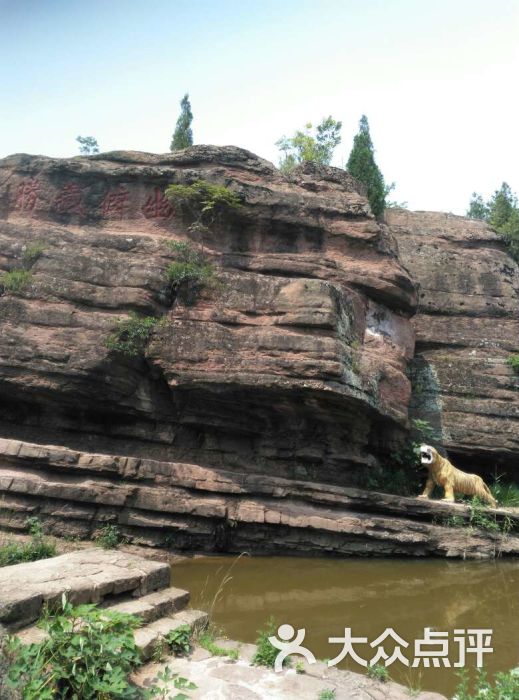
[252,618,280,669]
[22,242,44,268]
[106,313,157,358]
[0,518,56,568]
[165,624,192,656]
[166,241,215,302]
[94,524,123,549]
[367,663,390,682]
[506,354,519,373]
[0,269,32,294]
[454,667,519,700]
[165,180,241,227]
[491,476,519,507]
[6,596,143,699]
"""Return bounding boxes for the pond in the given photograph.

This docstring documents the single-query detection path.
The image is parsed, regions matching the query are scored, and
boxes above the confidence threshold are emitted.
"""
[171,555,519,697]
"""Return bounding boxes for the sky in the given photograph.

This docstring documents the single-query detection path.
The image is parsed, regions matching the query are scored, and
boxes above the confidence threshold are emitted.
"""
[1,0,518,214]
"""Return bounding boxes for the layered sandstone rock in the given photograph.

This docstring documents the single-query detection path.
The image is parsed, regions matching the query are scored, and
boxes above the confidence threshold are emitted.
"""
[387,209,519,476]
[0,148,415,485]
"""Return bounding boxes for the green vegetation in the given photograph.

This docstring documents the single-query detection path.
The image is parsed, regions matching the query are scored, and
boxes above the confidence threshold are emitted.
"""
[506,354,519,373]
[453,667,519,700]
[76,135,99,155]
[94,523,124,549]
[170,93,194,151]
[165,623,192,656]
[0,517,56,567]
[165,179,241,246]
[467,182,519,262]
[166,241,215,299]
[276,116,342,172]
[359,419,437,496]
[295,660,305,674]
[346,114,387,217]
[22,241,44,268]
[197,629,239,661]
[252,618,279,669]
[367,663,390,682]
[317,690,336,700]
[0,269,32,294]
[6,596,142,698]
[491,474,519,507]
[106,313,158,358]
[5,596,198,699]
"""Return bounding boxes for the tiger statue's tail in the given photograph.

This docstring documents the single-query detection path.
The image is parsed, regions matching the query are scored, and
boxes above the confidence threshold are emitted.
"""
[479,481,498,508]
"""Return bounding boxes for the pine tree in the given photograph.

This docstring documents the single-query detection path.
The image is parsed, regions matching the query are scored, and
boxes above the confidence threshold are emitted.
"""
[346,115,386,217]
[170,93,193,151]
[76,136,99,155]
[467,192,489,220]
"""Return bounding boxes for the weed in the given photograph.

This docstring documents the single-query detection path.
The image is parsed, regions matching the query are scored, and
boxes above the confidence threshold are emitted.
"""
[491,474,519,507]
[106,313,157,358]
[318,690,336,700]
[6,595,143,698]
[0,269,32,294]
[22,242,44,268]
[453,667,519,700]
[367,663,390,682]
[94,524,123,549]
[0,517,56,567]
[166,241,215,303]
[166,624,192,656]
[252,618,280,669]
[295,659,305,674]
[198,629,239,661]
[506,354,519,373]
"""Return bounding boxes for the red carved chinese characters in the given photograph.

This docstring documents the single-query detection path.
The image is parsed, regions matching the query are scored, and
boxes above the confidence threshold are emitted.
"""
[100,186,129,218]
[15,179,39,211]
[141,188,173,219]
[53,183,85,215]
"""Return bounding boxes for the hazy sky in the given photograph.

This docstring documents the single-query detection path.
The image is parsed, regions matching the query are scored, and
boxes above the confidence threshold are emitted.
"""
[1,0,518,213]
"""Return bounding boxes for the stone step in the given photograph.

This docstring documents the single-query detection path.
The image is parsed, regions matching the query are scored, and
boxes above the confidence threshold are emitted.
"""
[0,548,170,629]
[103,586,190,624]
[16,607,209,663]
[134,608,209,660]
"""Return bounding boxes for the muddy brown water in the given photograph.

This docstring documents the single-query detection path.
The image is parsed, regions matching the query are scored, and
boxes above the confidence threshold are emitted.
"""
[171,555,519,698]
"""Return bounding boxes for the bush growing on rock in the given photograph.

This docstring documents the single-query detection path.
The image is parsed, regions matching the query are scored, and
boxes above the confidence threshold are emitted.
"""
[506,354,519,373]
[0,517,56,567]
[166,241,215,302]
[165,179,241,247]
[0,269,32,294]
[106,313,158,358]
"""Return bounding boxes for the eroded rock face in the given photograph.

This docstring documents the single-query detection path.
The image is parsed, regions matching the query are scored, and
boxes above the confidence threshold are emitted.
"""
[0,148,416,485]
[387,209,519,475]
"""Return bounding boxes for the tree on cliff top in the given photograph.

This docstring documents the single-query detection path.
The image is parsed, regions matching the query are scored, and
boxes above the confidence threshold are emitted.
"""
[346,115,386,218]
[170,93,194,151]
[467,183,519,262]
[276,116,342,173]
[76,136,99,155]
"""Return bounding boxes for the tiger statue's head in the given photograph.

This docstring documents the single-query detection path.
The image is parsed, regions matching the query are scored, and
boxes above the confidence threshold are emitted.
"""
[419,444,438,466]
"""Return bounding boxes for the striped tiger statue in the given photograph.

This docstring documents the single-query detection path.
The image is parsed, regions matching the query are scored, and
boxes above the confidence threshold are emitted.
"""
[418,445,497,508]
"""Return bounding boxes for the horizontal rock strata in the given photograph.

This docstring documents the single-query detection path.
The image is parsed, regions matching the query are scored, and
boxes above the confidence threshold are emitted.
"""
[1,439,517,559]
[387,209,519,475]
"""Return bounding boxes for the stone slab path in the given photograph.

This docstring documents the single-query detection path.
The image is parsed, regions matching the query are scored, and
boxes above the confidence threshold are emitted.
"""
[0,548,170,628]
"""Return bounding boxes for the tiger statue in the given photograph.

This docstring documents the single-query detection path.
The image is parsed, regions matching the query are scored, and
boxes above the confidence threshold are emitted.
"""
[417,445,497,508]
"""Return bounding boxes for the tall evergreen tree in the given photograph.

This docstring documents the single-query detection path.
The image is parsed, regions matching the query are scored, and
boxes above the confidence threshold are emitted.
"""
[346,115,386,217]
[170,93,193,151]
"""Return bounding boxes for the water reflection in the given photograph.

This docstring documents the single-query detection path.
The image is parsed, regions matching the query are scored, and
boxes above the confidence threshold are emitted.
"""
[172,556,519,697]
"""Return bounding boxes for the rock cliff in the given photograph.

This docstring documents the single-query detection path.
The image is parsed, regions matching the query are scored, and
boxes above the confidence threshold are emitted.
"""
[387,209,519,477]
[0,146,517,557]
